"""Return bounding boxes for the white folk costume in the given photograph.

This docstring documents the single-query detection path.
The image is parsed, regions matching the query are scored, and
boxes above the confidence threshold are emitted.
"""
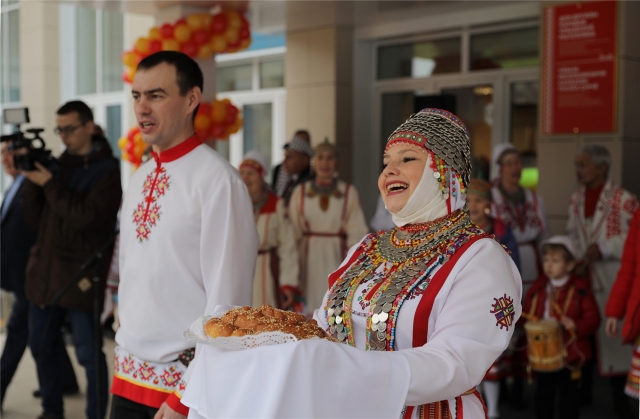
[239,153,300,308]
[182,109,522,419]
[491,176,550,291]
[288,179,369,313]
[112,135,258,415]
[567,180,639,375]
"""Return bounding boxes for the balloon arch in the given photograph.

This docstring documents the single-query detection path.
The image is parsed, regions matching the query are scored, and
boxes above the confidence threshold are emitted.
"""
[118,6,250,167]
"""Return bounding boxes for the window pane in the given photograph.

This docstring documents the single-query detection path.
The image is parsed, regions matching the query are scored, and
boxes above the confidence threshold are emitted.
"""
[377,38,460,79]
[105,105,122,159]
[259,60,284,89]
[7,9,20,102]
[242,103,273,181]
[102,10,124,93]
[76,6,97,95]
[510,81,539,187]
[216,65,252,92]
[470,27,539,71]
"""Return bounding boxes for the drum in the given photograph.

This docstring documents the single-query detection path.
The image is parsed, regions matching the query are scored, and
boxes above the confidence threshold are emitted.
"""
[524,319,564,372]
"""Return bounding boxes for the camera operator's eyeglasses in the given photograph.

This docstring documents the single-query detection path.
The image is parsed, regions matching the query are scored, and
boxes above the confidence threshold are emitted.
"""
[54,124,84,136]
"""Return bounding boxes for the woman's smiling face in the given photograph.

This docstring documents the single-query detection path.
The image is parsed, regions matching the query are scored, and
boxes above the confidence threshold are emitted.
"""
[378,143,428,214]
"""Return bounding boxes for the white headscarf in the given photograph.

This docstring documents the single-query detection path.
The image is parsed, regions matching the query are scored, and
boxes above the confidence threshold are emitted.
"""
[387,153,466,227]
[240,150,268,179]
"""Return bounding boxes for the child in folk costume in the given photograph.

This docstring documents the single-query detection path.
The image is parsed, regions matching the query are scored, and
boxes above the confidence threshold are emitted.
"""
[467,179,520,419]
[605,208,640,400]
[522,236,600,419]
[238,151,301,310]
[288,142,369,314]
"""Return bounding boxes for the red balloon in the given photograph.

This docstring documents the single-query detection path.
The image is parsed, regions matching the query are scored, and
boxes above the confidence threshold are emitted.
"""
[210,14,228,35]
[199,102,213,116]
[227,105,239,120]
[193,29,210,46]
[127,128,138,141]
[212,125,225,138]
[240,16,249,31]
[126,141,136,154]
[180,40,198,58]
[160,23,175,39]
[239,28,250,40]
[176,18,187,26]
[148,39,163,54]
[225,37,241,52]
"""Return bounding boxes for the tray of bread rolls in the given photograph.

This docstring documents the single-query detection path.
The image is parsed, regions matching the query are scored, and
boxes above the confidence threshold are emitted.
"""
[184,305,338,350]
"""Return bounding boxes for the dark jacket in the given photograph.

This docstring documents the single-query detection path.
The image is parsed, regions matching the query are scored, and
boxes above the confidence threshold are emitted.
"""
[523,274,601,365]
[22,135,122,312]
[271,163,311,205]
[1,179,38,296]
[489,217,521,271]
[606,208,640,344]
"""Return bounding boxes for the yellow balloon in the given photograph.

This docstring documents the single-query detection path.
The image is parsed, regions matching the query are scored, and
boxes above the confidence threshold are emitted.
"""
[187,14,204,30]
[224,28,239,43]
[148,27,162,40]
[240,38,251,50]
[162,39,181,51]
[195,113,212,132]
[133,132,144,145]
[118,137,128,150]
[126,66,137,81]
[134,141,147,156]
[122,51,139,68]
[174,24,192,43]
[135,37,150,54]
[197,44,213,59]
[210,36,226,53]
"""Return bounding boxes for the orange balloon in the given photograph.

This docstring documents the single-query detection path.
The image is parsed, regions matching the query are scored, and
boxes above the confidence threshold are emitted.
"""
[134,141,147,156]
[226,11,241,29]
[197,44,213,59]
[240,38,251,50]
[162,39,181,51]
[174,24,192,43]
[195,113,212,132]
[118,136,128,150]
[135,38,150,54]
[212,101,227,123]
[148,27,162,40]
[126,65,137,81]
[122,51,139,68]
[200,13,212,29]
[133,132,144,145]
[187,14,205,30]
[224,28,239,43]
[210,36,227,53]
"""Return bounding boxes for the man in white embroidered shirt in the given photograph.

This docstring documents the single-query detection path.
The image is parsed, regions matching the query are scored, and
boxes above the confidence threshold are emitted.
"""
[110,51,258,418]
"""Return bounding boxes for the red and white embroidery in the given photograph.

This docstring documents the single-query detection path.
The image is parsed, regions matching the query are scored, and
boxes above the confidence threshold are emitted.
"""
[114,349,184,393]
[490,294,515,331]
[133,165,171,242]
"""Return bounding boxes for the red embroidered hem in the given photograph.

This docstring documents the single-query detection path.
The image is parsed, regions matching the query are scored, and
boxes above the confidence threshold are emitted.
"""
[111,375,171,409]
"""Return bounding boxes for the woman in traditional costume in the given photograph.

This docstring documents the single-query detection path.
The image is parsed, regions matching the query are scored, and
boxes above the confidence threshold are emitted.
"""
[491,144,549,292]
[182,109,522,419]
[288,142,369,313]
[239,151,301,310]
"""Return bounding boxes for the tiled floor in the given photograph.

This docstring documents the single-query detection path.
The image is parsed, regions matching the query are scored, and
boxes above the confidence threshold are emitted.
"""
[1,334,116,419]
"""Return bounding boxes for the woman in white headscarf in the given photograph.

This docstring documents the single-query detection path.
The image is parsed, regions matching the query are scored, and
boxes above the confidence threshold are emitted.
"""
[182,109,522,419]
[238,151,301,310]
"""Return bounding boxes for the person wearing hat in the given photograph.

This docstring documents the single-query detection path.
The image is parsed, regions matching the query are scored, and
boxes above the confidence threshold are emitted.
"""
[271,130,313,204]
[181,109,522,418]
[522,235,600,419]
[238,151,301,311]
[491,144,549,293]
[288,141,368,314]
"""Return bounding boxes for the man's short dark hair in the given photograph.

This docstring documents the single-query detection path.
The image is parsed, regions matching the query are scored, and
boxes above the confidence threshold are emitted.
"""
[57,100,94,125]
[138,51,204,97]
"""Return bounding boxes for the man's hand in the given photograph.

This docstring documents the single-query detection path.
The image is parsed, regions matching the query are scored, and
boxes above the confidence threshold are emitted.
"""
[20,162,52,187]
[586,244,602,262]
[605,317,619,338]
[153,402,186,419]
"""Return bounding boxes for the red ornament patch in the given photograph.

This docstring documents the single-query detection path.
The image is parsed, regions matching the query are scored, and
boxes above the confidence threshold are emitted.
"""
[133,166,170,242]
[490,294,515,331]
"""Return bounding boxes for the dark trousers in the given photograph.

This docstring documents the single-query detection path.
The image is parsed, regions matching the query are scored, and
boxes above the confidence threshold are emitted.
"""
[109,395,159,419]
[29,303,108,419]
[535,368,581,419]
[0,293,77,406]
[611,374,634,419]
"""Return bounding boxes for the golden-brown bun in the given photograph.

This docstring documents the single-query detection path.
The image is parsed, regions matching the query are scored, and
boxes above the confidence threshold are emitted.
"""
[205,318,236,338]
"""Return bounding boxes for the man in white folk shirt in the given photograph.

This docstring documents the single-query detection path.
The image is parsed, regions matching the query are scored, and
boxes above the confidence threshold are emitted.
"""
[109,51,258,419]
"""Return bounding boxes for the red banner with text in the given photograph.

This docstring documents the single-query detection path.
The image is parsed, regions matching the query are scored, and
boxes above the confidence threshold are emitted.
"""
[542,1,617,134]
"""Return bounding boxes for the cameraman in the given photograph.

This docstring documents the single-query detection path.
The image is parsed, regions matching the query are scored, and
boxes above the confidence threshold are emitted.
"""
[20,100,122,419]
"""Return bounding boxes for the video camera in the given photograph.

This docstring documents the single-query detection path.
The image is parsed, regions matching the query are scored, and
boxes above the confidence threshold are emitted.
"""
[1,107,55,171]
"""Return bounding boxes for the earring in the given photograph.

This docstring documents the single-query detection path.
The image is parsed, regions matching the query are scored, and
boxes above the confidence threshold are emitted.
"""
[484,208,491,215]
